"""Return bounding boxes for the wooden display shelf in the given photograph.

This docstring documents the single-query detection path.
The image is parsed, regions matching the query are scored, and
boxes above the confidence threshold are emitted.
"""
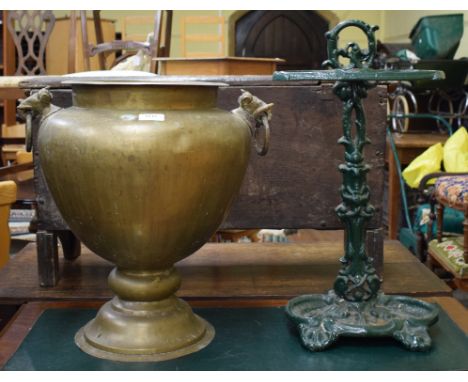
[0,236,462,369]
[0,239,451,303]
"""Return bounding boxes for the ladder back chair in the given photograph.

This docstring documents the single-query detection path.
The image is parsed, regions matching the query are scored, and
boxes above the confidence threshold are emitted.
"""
[77,10,172,73]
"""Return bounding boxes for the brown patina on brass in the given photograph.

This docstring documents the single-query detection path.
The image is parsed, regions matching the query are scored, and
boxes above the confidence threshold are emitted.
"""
[19,78,272,361]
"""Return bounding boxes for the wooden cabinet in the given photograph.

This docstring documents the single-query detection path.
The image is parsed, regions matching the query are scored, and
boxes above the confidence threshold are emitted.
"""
[46,16,116,75]
[155,57,284,75]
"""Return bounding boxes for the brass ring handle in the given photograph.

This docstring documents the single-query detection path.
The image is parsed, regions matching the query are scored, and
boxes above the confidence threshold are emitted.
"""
[25,113,33,152]
[231,89,273,156]
[253,114,270,156]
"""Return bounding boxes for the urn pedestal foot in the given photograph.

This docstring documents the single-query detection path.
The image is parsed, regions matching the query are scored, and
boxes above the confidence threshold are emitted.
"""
[75,268,215,362]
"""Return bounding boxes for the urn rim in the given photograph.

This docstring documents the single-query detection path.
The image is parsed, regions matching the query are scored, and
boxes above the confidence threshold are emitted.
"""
[62,78,228,87]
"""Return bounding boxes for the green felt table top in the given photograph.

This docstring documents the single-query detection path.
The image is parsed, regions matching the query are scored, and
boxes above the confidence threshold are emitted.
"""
[3,306,468,371]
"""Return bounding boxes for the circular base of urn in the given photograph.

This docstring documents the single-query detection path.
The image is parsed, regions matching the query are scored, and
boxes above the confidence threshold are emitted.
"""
[74,296,215,362]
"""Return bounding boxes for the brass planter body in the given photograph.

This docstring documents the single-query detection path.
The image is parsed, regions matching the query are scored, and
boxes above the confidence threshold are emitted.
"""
[36,83,255,361]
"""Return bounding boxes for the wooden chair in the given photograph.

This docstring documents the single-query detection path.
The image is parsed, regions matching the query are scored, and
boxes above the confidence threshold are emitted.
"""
[0,156,34,272]
[78,10,173,73]
[1,11,55,166]
[420,172,468,290]
[0,155,34,205]
[121,14,172,58]
[0,181,17,269]
[1,124,26,165]
[180,16,225,57]
[13,150,33,183]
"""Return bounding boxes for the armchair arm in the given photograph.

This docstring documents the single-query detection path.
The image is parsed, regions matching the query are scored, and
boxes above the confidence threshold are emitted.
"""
[418,172,468,194]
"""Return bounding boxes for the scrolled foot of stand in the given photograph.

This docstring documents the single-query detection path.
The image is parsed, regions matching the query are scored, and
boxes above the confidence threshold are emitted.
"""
[393,321,432,351]
[298,319,339,351]
[287,291,438,352]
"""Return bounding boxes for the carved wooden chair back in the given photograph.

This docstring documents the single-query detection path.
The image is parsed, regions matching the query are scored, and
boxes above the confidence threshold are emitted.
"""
[2,11,54,168]
[6,10,56,75]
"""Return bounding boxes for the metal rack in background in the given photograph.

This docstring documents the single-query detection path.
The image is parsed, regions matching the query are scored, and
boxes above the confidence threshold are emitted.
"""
[388,62,467,134]
[385,13,467,134]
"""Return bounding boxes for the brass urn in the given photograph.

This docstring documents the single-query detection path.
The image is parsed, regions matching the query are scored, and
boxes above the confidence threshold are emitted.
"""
[19,78,272,361]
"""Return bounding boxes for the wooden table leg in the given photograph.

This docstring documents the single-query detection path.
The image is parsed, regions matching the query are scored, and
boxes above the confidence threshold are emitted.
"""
[36,231,59,287]
[387,146,401,240]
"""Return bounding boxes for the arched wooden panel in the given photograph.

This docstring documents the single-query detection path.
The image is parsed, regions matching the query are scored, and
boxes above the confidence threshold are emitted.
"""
[235,11,329,70]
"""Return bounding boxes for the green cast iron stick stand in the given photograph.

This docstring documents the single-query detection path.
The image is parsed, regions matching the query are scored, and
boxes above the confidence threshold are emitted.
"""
[273,20,444,351]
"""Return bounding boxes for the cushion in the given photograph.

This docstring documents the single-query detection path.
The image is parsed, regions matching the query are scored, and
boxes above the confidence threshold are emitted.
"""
[428,236,467,278]
[402,142,443,188]
[434,175,468,210]
[443,127,468,172]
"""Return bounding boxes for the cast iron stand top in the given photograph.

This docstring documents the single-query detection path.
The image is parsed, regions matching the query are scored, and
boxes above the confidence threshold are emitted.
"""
[273,67,444,82]
[272,19,442,352]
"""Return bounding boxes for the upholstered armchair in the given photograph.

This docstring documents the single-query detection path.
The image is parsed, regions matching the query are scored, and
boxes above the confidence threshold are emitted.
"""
[419,172,468,289]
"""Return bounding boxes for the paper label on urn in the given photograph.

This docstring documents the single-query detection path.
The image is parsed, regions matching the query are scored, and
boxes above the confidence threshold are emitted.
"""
[138,113,165,121]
